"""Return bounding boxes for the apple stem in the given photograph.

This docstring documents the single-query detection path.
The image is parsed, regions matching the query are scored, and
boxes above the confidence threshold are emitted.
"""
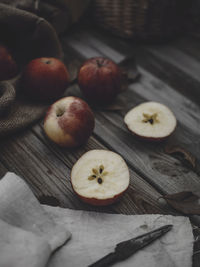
[56,108,65,117]
[96,60,103,68]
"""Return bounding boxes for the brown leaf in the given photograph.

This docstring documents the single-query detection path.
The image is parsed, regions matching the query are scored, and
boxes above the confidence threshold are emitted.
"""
[119,56,140,83]
[39,195,60,207]
[165,145,196,168]
[162,192,200,215]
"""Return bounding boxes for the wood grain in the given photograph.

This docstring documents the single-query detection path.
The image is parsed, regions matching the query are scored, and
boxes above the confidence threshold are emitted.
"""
[32,123,170,215]
[0,23,199,265]
[0,125,170,215]
[61,33,200,196]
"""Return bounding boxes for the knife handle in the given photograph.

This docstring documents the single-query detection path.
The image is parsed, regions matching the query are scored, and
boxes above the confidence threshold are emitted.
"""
[88,252,118,267]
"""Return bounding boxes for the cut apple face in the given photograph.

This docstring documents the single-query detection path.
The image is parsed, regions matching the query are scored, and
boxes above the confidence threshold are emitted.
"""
[71,150,130,206]
[124,102,177,141]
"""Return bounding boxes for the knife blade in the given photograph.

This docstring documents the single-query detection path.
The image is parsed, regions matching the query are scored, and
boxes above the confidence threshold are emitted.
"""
[88,224,173,267]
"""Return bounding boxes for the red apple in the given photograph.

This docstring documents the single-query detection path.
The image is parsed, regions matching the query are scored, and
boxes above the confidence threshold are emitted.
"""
[71,150,130,206]
[22,57,70,101]
[78,57,122,105]
[124,102,177,141]
[0,45,18,81]
[44,96,95,147]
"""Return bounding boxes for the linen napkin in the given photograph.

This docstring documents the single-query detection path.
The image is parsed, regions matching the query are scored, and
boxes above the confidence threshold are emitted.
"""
[0,172,194,267]
[0,172,71,267]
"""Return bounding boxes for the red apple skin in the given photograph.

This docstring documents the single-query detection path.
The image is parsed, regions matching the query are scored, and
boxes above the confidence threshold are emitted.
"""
[0,45,18,81]
[44,96,95,147]
[22,57,70,101]
[78,57,122,105]
[71,179,127,206]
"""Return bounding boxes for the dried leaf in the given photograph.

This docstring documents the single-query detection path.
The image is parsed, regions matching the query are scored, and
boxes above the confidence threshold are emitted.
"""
[165,145,196,168]
[39,195,60,207]
[119,57,140,82]
[162,191,200,215]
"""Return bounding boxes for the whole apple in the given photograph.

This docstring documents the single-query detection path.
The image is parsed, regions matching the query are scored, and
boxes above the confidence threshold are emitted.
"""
[44,96,95,147]
[22,57,70,101]
[78,57,122,105]
[0,45,18,81]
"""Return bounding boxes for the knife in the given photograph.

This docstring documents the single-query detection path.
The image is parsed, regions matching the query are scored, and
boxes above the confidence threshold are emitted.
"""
[88,224,173,267]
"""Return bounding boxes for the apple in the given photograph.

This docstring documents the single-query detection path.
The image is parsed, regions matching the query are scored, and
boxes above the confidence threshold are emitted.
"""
[22,57,70,101]
[124,102,177,141]
[44,96,95,147]
[78,57,122,105]
[71,150,130,206]
[0,44,18,81]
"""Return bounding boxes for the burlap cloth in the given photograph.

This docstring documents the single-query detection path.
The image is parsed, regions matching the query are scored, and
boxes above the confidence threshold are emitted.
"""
[0,0,90,137]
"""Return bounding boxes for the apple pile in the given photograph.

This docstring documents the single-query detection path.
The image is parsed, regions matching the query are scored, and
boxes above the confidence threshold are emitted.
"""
[0,44,18,81]
[22,57,70,101]
[124,102,177,141]
[44,96,95,148]
[71,150,130,206]
[16,52,177,206]
[78,57,123,105]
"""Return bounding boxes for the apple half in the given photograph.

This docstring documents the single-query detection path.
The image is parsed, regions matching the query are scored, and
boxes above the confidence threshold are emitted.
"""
[71,150,130,206]
[124,102,177,141]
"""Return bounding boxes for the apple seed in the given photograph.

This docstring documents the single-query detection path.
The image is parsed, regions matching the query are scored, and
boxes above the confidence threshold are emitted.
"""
[88,165,107,184]
[97,178,103,184]
[99,165,104,173]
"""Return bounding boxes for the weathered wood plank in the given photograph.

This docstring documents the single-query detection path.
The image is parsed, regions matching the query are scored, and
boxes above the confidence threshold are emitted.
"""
[127,67,200,161]
[63,30,200,162]
[61,31,200,196]
[0,161,8,178]
[0,127,169,215]
[145,45,200,84]
[133,48,200,105]
[174,37,200,62]
[0,131,74,207]
[62,31,128,64]
[70,27,200,104]
[32,123,170,215]
[94,112,200,195]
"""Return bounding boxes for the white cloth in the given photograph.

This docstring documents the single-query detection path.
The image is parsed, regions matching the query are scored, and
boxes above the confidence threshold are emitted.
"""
[0,172,194,267]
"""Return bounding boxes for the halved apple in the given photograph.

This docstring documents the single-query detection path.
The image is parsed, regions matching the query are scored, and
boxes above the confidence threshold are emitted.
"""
[124,102,177,141]
[71,150,130,206]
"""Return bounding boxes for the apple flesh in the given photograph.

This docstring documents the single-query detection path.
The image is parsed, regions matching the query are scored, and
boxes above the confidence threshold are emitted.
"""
[22,57,70,101]
[71,150,130,206]
[44,96,95,147]
[0,45,18,81]
[78,57,122,105]
[124,102,177,141]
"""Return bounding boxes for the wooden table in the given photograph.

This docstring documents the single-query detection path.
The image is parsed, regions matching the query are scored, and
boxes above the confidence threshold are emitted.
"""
[0,23,200,265]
